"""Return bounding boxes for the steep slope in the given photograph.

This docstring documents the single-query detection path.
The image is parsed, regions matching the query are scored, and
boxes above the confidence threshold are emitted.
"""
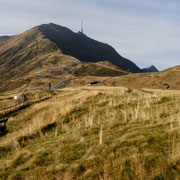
[0,27,61,81]
[142,65,159,72]
[38,23,142,73]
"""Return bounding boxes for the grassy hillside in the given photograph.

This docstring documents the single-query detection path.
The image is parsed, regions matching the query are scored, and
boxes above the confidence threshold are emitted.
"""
[103,65,180,90]
[0,26,79,93]
[0,52,79,93]
[0,27,61,82]
[1,63,180,94]
[0,87,180,179]
[0,25,129,93]
[74,62,128,77]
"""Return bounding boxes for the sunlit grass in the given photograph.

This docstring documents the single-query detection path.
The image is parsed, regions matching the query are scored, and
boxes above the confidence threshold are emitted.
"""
[0,86,180,179]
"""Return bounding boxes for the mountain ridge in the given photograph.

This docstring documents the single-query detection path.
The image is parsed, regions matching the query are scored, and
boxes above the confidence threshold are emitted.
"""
[0,23,142,81]
[0,23,143,92]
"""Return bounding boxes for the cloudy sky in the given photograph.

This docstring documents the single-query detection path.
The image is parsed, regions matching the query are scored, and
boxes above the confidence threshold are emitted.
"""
[0,0,180,70]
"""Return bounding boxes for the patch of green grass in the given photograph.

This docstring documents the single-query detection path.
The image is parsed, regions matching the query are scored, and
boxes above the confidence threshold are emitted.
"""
[0,146,12,159]
[160,112,169,119]
[11,171,24,180]
[63,107,88,124]
[12,154,26,168]
[157,96,172,104]
[34,151,54,167]
[58,144,86,164]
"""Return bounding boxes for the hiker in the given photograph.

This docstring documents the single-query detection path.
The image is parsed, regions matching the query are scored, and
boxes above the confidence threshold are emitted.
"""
[21,93,26,103]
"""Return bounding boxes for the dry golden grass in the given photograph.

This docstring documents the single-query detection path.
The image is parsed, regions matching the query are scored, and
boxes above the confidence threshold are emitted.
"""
[0,86,180,179]
[103,65,180,90]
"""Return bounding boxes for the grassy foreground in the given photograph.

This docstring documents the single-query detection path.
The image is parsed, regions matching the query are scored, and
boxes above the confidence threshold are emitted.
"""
[0,86,180,179]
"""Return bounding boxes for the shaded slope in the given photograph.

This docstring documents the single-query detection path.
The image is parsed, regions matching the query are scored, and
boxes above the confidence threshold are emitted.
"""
[38,23,142,73]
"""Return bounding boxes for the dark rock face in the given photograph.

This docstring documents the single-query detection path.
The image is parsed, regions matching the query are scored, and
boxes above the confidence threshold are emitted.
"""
[142,65,159,73]
[38,23,142,73]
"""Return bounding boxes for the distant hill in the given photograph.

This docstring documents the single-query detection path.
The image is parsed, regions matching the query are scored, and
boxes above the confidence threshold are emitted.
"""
[142,65,159,72]
[104,65,180,89]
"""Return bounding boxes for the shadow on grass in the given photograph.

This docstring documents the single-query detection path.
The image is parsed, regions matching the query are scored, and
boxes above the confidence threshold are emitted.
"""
[0,96,52,119]
[0,96,53,138]
[0,129,9,137]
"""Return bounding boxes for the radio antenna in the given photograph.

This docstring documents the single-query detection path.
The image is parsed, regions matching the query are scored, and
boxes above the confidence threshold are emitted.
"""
[81,19,83,33]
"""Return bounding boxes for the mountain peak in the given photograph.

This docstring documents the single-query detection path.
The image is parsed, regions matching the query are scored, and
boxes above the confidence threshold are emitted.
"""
[37,23,142,73]
[0,22,142,89]
[142,65,159,73]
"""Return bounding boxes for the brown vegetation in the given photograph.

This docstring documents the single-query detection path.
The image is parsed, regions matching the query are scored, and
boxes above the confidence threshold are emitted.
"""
[101,65,180,90]
[0,86,180,179]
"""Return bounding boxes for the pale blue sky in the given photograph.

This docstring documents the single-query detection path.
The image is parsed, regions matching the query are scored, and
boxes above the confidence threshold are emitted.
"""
[0,0,180,70]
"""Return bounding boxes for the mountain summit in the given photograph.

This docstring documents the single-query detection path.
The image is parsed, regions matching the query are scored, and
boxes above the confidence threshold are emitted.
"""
[37,23,142,73]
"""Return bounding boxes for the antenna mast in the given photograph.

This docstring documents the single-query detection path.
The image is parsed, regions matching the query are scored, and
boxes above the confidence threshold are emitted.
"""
[81,19,83,33]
